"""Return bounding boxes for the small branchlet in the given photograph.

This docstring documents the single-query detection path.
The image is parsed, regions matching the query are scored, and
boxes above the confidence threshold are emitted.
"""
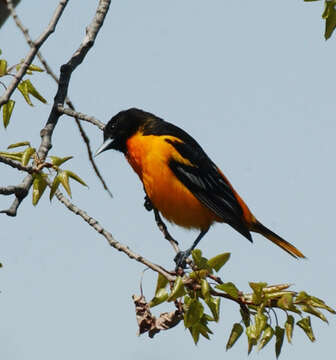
[135,249,335,357]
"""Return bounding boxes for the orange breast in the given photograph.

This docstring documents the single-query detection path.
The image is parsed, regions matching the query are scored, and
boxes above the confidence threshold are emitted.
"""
[125,132,219,230]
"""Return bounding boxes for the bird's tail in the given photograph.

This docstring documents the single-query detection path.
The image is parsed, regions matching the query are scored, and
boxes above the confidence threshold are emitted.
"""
[251,221,306,259]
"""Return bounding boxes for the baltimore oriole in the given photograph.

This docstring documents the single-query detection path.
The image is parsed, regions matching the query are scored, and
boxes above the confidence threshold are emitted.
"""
[96,108,305,267]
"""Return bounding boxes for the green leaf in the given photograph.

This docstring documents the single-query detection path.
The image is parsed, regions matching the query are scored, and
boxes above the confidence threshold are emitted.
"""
[190,325,200,344]
[155,272,168,294]
[205,297,220,322]
[167,276,185,302]
[191,249,209,270]
[149,273,169,307]
[7,141,30,149]
[149,288,169,308]
[49,156,73,167]
[184,298,204,328]
[285,315,294,344]
[255,312,267,338]
[58,170,72,197]
[263,284,291,294]
[323,0,336,40]
[200,279,211,300]
[246,324,258,355]
[295,291,310,303]
[21,147,35,166]
[189,269,209,281]
[189,318,213,344]
[17,80,33,106]
[309,296,336,314]
[226,323,243,350]
[275,326,285,358]
[258,325,274,351]
[66,170,88,187]
[300,304,328,323]
[25,79,47,104]
[27,64,44,72]
[216,282,239,299]
[207,252,230,272]
[2,100,15,128]
[0,59,7,76]
[198,319,213,338]
[32,173,48,206]
[297,316,315,342]
[49,175,61,200]
[0,151,24,162]
[249,282,267,303]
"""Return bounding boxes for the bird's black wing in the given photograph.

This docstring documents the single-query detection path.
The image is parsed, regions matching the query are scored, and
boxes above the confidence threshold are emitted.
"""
[166,138,252,241]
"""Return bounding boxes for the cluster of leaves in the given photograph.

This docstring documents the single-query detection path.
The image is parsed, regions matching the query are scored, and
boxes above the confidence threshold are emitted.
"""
[0,141,87,204]
[305,0,336,39]
[147,250,335,357]
[0,48,46,128]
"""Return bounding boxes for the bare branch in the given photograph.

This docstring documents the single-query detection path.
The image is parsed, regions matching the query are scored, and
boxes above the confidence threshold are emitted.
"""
[0,0,69,107]
[0,184,23,195]
[52,185,175,281]
[57,106,105,130]
[73,117,113,197]
[0,175,32,216]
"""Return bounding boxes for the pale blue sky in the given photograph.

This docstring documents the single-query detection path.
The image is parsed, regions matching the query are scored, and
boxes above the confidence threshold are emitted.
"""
[0,1,335,359]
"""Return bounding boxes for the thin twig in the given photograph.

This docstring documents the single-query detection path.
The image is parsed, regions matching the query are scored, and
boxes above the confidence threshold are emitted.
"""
[57,105,105,130]
[52,185,175,281]
[0,0,69,107]
[73,116,113,197]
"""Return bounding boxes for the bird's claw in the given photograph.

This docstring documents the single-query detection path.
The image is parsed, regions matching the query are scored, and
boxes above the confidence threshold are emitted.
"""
[174,250,190,270]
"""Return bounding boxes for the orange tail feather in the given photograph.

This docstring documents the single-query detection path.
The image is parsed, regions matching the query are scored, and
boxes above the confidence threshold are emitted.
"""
[251,221,305,259]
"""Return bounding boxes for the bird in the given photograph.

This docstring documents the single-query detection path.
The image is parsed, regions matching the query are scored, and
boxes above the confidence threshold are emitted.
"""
[95,108,305,267]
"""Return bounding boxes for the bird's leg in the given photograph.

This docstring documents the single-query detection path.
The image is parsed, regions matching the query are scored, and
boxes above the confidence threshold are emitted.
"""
[174,228,209,269]
[153,208,180,253]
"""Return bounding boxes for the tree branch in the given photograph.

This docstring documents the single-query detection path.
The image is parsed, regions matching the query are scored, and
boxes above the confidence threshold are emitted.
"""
[1,0,112,217]
[57,106,105,130]
[52,185,175,281]
[0,0,69,107]
[7,0,112,197]
[0,184,24,195]
[0,176,32,216]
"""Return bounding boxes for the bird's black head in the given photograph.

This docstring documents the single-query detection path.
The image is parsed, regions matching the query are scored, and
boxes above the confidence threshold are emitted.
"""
[96,108,149,155]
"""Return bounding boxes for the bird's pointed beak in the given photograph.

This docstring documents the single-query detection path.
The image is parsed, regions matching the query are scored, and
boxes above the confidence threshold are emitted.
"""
[95,138,114,157]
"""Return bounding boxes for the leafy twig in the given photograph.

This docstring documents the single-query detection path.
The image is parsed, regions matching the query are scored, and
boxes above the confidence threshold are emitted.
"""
[1,0,112,217]
[0,0,69,107]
